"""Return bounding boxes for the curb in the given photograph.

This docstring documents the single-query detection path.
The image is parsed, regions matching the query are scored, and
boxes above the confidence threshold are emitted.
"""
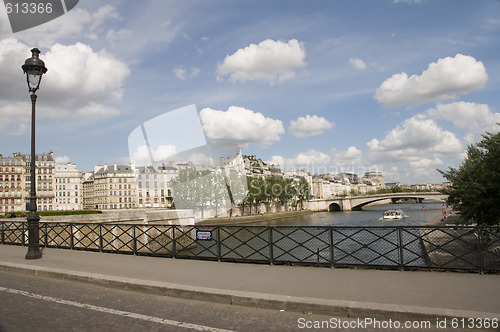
[1,262,497,325]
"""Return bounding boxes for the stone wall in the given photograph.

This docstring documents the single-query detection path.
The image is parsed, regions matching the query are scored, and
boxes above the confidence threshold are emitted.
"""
[196,201,302,220]
[0,209,195,225]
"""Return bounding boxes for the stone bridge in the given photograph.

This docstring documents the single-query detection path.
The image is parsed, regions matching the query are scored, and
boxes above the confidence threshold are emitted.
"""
[305,192,448,212]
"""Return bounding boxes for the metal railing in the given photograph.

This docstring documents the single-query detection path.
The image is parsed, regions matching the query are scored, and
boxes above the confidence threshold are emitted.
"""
[1,221,499,273]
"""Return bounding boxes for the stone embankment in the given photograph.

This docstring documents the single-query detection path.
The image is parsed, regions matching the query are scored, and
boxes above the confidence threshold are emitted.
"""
[198,209,314,225]
[0,209,195,225]
[421,209,499,272]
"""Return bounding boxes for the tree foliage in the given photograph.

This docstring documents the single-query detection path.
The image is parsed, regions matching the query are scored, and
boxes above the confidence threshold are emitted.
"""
[244,175,310,205]
[438,129,500,225]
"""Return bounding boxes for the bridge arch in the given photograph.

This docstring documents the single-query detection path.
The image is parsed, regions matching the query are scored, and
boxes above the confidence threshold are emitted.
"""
[351,198,391,211]
[328,203,342,212]
[350,193,448,211]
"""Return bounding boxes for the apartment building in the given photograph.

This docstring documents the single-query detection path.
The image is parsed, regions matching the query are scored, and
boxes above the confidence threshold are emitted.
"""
[0,155,25,213]
[54,163,83,211]
[93,164,137,210]
[135,164,178,208]
[14,152,55,212]
[82,172,95,210]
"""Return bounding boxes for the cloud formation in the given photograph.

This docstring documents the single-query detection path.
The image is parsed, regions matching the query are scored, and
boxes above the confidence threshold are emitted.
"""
[131,144,177,166]
[172,65,200,80]
[375,54,488,108]
[0,38,129,134]
[367,115,463,162]
[217,39,306,85]
[270,149,330,169]
[426,101,500,143]
[330,146,363,167]
[349,57,367,70]
[289,115,334,138]
[11,5,120,48]
[200,106,284,143]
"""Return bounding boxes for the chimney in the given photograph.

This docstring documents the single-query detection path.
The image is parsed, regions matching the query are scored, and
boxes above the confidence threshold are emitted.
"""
[114,163,117,171]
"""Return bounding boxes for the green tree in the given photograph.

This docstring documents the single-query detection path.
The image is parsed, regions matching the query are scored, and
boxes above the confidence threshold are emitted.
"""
[438,129,500,225]
[295,178,310,201]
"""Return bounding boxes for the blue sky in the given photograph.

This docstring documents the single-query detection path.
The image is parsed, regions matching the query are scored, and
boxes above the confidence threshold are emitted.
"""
[1,0,499,184]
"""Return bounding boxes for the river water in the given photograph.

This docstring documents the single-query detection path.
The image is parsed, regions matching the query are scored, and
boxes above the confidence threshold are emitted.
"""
[249,200,448,227]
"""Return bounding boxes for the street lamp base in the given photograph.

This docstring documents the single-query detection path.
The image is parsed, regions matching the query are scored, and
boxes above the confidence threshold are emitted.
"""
[25,248,42,260]
[26,211,42,260]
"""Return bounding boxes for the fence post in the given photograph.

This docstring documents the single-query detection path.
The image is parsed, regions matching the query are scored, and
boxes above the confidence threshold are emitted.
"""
[70,224,74,250]
[398,227,404,271]
[1,222,3,244]
[172,226,176,258]
[22,222,26,245]
[268,226,273,265]
[44,223,48,247]
[329,228,334,268]
[132,225,137,255]
[217,226,221,262]
[476,227,484,275]
[99,224,103,252]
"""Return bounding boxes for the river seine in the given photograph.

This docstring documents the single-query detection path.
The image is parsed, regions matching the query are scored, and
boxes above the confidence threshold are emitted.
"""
[249,200,448,227]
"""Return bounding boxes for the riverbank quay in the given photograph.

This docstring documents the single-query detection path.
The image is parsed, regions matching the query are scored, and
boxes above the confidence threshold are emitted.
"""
[421,209,499,273]
[0,244,498,326]
[426,208,462,226]
[198,210,315,225]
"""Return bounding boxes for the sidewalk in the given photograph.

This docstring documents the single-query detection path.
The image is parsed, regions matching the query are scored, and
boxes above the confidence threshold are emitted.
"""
[1,244,498,322]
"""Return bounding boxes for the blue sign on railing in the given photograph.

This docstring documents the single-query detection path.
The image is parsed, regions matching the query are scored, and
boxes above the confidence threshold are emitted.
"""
[196,230,212,241]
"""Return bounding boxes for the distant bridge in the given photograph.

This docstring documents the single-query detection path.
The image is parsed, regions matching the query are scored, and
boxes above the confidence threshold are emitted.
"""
[306,192,448,212]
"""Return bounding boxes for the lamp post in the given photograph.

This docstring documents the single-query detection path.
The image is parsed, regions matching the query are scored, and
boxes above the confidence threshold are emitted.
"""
[22,48,47,260]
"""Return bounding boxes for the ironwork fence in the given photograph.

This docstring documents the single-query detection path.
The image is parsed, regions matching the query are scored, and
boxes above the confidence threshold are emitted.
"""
[1,221,499,273]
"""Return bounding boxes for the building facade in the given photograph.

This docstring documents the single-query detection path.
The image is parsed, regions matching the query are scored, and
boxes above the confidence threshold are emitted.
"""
[14,152,55,212]
[93,164,137,210]
[54,163,83,211]
[135,164,178,209]
[82,172,95,210]
[0,155,25,213]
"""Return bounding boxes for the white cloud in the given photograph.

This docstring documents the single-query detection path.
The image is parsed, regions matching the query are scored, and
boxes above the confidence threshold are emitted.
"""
[270,149,330,169]
[12,6,119,48]
[349,57,367,70]
[55,156,72,164]
[42,42,130,105]
[172,65,200,81]
[289,115,334,138]
[0,39,129,134]
[408,158,443,169]
[0,102,29,135]
[131,144,177,165]
[330,146,363,166]
[106,29,133,45]
[426,101,500,143]
[367,115,464,163]
[375,54,488,108]
[217,39,306,85]
[89,5,120,34]
[200,106,284,143]
[173,66,187,80]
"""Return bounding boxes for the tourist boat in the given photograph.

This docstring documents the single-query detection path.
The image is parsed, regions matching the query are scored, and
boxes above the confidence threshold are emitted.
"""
[380,209,407,220]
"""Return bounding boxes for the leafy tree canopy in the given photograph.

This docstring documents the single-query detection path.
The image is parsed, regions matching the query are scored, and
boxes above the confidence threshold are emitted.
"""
[438,128,500,225]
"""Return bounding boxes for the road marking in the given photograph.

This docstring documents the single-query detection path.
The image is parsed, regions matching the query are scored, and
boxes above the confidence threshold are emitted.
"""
[0,286,234,332]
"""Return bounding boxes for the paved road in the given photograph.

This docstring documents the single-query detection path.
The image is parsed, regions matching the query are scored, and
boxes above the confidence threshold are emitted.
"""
[1,245,499,331]
[0,271,341,332]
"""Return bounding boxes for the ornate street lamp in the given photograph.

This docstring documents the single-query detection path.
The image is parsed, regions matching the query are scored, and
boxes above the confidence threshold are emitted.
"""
[22,48,47,260]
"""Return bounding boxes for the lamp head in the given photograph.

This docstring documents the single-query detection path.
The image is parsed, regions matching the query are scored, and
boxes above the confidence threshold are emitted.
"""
[22,48,47,93]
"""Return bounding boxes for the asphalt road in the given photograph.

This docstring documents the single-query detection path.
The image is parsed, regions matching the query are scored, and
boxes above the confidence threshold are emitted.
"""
[0,271,341,332]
